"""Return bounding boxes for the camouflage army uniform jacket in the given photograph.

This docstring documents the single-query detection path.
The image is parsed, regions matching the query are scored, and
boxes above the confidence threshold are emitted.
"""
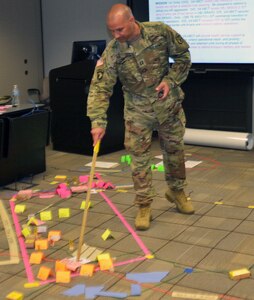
[87,21,191,129]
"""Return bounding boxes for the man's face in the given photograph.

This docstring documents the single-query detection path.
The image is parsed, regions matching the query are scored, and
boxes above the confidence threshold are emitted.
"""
[107,16,135,43]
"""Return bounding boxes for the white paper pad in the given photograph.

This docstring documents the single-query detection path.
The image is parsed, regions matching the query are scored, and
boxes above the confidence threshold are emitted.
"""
[85,161,119,168]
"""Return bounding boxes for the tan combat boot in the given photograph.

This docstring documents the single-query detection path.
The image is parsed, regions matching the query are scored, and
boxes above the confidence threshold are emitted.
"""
[165,189,194,214]
[135,206,152,231]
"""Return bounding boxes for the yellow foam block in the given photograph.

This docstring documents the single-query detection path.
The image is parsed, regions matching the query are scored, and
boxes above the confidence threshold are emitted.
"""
[80,264,95,277]
[101,229,114,241]
[97,253,111,261]
[27,217,36,226]
[40,210,52,221]
[116,189,128,193]
[22,227,32,238]
[69,240,75,251]
[56,270,71,283]
[145,254,154,259]
[6,291,24,300]
[214,201,223,205]
[58,208,70,218]
[229,268,251,280]
[14,204,26,214]
[80,201,92,210]
[97,253,114,271]
[24,282,40,288]
[50,181,59,185]
[10,196,17,202]
[54,175,67,181]
[27,217,44,226]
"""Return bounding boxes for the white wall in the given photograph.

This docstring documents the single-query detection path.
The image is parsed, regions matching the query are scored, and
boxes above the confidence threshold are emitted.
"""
[41,0,126,75]
[0,0,43,103]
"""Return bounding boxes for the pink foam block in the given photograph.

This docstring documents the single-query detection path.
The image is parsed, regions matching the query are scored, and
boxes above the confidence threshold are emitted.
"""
[79,175,89,183]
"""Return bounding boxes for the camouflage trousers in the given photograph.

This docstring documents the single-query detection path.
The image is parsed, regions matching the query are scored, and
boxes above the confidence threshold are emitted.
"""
[124,106,186,207]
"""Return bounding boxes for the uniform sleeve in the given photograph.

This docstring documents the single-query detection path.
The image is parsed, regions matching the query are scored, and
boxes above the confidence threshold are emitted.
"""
[87,45,118,129]
[162,23,191,88]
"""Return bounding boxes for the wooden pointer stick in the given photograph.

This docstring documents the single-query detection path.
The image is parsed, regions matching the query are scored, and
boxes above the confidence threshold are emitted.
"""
[76,141,100,261]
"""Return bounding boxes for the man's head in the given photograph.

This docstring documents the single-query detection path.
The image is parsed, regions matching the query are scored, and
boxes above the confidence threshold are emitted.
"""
[107,4,139,43]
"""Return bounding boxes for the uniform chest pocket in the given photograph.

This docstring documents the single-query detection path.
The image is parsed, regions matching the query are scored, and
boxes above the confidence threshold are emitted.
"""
[150,37,168,57]
[117,55,141,84]
[118,54,137,70]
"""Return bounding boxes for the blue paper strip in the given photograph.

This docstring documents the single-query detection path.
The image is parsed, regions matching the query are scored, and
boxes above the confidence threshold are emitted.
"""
[126,271,169,283]
[131,284,142,296]
[97,291,128,298]
[62,284,85,296]
[85,286,104,300]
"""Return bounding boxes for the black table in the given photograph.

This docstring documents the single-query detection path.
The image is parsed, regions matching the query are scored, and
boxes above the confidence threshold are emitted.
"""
[0,104,49,187]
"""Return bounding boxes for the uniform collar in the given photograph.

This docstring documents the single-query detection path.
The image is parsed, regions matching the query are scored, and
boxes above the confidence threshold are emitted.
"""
[116,21,152,55]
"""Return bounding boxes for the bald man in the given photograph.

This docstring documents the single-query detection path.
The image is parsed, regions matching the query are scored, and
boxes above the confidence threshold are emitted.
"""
[87,4,194,230]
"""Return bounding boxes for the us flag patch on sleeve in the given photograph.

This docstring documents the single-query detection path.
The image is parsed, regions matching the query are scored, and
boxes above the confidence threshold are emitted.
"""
[96,58,104,67]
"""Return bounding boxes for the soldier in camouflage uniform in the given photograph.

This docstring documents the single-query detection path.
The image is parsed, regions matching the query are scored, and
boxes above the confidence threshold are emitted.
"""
[87,4,194,230]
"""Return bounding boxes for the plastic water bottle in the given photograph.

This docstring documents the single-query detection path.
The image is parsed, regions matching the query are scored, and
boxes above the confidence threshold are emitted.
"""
[12,84,20,106]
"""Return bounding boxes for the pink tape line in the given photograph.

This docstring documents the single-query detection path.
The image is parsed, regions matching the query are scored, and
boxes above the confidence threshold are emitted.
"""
[99,191,151,256]
[9,201,35,283]
[104,256,147,270]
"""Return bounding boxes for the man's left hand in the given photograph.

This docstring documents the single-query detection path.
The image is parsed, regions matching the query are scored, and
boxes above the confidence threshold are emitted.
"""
[155,81,170,100]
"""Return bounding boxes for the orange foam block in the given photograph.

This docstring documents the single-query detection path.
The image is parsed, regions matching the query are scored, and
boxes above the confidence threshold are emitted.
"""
[48,230,61,241]
[25,238,35,249]
[98,258,114,271]
[56,270,71,283]
[29,252,44,264]
[80,264,95,277]
[37,266,54,281]
[35,239,49,250]
[55,260,68,272]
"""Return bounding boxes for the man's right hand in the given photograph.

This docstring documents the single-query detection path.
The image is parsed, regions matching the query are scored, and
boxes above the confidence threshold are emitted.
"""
[91,127,106,146]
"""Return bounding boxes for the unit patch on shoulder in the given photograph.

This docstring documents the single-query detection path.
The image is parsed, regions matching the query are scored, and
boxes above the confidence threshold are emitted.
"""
[97,70,104,80]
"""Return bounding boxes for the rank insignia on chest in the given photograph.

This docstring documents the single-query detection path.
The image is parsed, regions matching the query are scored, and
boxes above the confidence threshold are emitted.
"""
[97,70,104,80]
[138,59,146,67]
